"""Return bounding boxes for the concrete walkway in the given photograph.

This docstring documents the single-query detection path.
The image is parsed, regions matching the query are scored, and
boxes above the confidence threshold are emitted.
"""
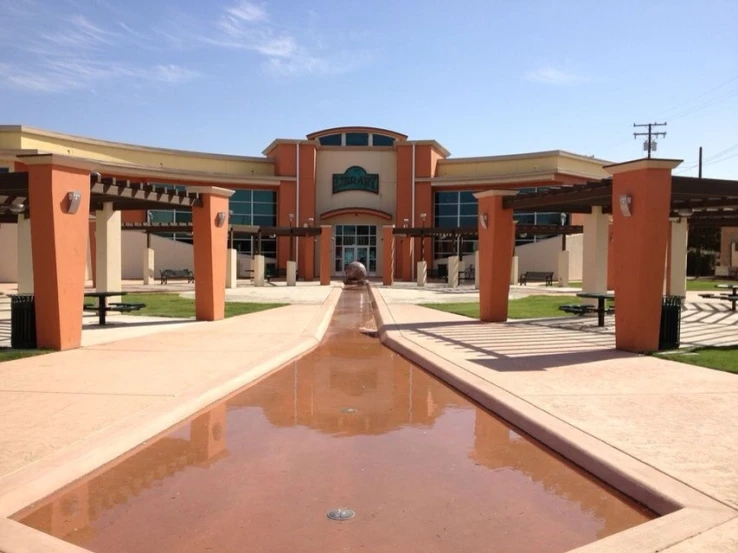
[0,287,341,523]
[371,286,738,552]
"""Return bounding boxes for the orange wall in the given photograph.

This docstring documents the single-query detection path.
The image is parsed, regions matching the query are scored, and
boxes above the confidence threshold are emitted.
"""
[192,193,229,321]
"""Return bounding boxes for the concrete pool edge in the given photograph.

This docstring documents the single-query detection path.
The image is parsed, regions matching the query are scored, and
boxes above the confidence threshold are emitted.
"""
[0,289,342,528]
[368,284,737,552]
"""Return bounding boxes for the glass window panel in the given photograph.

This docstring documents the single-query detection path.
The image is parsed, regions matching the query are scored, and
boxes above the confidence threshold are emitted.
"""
[335,259,342,271]
[513,213,535,225]
[535,212,564,225]
[319,134,342,146]
[335,246,342,257]
[150,210,174,223]
[253,214,275,226]
[335,225,344,235]
[459,216,477,228]
[357,236,369,245]
[459,191,477,203]
[231,190,252,202]
[343,225,356,235]
[253,190,276,203]
[229,202,251,215]
[253,203,276,215]
[434,204,457,218]
[335,236,343,245]
[231,214,252,225]
[436,216,458,228]
[369,226,377,235]
[343,235,355,246]
[357,225,369,235]
[175,211,192,223]
[435,191,458,204]
[460,203,478,216]
[369,236,376,245]
[345,132,369,146]
[372,134,395,146]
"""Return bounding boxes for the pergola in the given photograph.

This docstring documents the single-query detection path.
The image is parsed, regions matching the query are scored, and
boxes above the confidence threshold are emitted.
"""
[0,155,333,351]
[481,161,738,352]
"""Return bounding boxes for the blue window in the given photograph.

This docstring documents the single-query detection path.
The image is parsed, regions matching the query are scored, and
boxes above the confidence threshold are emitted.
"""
[345,132,369,146]
[0,167,9,173]
[372,134,395,146]
[319,134,342,146]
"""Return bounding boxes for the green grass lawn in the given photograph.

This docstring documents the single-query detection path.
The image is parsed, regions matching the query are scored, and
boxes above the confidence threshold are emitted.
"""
[422,295,582,320]
[659,347,738,375]
[122,293,287,319]
[0,348,49,363]
[686,279,737,291]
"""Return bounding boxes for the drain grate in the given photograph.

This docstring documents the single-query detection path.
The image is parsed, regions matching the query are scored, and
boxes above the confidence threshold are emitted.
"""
[327,508,355,521]
[340,408,358,414]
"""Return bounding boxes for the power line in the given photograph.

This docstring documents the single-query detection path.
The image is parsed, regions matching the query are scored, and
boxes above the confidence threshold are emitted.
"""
[633,122,667,158]
[654,73,738,118]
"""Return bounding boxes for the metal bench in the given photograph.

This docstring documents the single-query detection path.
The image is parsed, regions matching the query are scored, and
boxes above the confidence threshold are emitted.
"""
[519,271,554,286]
[459,266,475,283]
[160,269,194,284]
[558,304,596,316]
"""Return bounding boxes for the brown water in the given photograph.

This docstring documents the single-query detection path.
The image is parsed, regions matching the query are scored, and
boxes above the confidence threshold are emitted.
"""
[16,289,654,553]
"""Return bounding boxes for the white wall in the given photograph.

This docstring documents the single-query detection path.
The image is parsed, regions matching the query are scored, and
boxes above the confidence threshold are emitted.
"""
[516,234,583,281]
[0,223,18,282]
[122,232,195,279]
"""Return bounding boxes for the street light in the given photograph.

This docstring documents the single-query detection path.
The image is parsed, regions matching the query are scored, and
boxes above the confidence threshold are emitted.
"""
[560,212,567,251]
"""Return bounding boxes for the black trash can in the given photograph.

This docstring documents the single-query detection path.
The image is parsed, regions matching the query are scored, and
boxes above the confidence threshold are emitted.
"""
[10,294,37,349]
[658,295,682,351]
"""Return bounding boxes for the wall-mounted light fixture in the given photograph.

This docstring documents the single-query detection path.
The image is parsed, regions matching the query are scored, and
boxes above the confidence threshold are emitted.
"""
[420,212,427,227]
[8,202,25,215]
[66,191,81,214]
[479,213,488,230]
[215,211,227,227]
[677,208,693,218]
[618,194,632,217]
[307,217,314,227]
[403,218,409,228]
[289,213,295,226]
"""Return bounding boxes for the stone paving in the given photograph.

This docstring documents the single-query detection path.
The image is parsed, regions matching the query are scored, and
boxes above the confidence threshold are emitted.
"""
[372,286,738,552]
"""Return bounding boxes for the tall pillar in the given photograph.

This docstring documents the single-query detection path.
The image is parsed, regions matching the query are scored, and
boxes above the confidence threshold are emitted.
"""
[95,202,122,303]
[607,158,681,352]
[143,233,155,285]
[668,218,688,297]
[253,255,265,287]
[382,225,395,285]
[320,225,331,285]
[25,155,93,350]
[286,260,297,286]
[447,256,459,287]
[510,256,519,285]
[190,187,234,321]
[558,250,570,287]
[226,248,237,289]
[17,214,34,293]
[475,191,516,322]
[474,250,480,289]
[582,206,609,305]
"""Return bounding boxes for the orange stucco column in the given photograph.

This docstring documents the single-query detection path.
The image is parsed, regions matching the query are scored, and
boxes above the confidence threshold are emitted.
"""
[190,187,234,321]
[320,225,331,285]
[25,156,93,350]
[606,158,682,352]
[382,225,395,285]
[475,191,516,322]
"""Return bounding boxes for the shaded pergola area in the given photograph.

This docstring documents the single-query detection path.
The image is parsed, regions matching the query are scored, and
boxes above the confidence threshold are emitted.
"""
[385,224,583,287]
[0,158,333,351]
[120,221,327,286]
[476,161,738,353]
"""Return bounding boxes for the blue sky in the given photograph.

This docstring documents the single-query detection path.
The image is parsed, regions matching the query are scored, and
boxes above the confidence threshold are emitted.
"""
[2,0,737,178]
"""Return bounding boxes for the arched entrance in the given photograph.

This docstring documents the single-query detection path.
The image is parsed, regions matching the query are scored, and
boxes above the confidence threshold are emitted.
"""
[320,208,392,277]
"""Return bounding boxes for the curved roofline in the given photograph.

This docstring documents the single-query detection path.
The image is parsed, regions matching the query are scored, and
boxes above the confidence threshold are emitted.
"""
[306,126,408,140]
[320,207,393,221]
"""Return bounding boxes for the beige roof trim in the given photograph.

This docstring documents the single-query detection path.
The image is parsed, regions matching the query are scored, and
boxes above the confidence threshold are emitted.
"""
[0,125,271,163]
[399,140,451,158]
[605,158,683,174]
[429,172,559,187]
[438,149,611,166]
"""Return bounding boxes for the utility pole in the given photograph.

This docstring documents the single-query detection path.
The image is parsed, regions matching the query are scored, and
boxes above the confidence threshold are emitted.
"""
[633,122,667,158]
[698,146,703,178]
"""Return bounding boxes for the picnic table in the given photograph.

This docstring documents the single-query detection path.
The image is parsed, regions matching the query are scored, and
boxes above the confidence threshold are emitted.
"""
[698,284,738,311]
[83,291,146,325]
[576,292,615,327]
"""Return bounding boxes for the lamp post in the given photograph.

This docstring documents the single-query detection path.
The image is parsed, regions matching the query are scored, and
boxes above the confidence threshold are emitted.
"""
[560,212,567,251]
[289,213,295,260]
[419,212,427,261]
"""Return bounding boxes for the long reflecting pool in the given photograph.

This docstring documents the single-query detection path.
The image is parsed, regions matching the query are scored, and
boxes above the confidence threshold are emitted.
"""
[15,289,654,553]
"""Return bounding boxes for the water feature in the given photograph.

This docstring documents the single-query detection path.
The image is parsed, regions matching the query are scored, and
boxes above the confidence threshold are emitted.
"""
[15,288,654,552]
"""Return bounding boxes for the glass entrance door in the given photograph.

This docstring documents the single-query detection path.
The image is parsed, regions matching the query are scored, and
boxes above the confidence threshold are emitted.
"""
[334,225,378,276]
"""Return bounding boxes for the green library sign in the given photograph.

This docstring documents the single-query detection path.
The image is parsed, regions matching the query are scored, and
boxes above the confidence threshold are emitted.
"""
[332,166,379,194]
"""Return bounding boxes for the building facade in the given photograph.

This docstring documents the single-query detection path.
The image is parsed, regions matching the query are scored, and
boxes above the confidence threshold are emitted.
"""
[0,125,612,280]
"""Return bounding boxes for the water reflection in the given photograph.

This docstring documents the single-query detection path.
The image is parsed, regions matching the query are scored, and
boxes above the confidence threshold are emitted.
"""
[15,290,653,553]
